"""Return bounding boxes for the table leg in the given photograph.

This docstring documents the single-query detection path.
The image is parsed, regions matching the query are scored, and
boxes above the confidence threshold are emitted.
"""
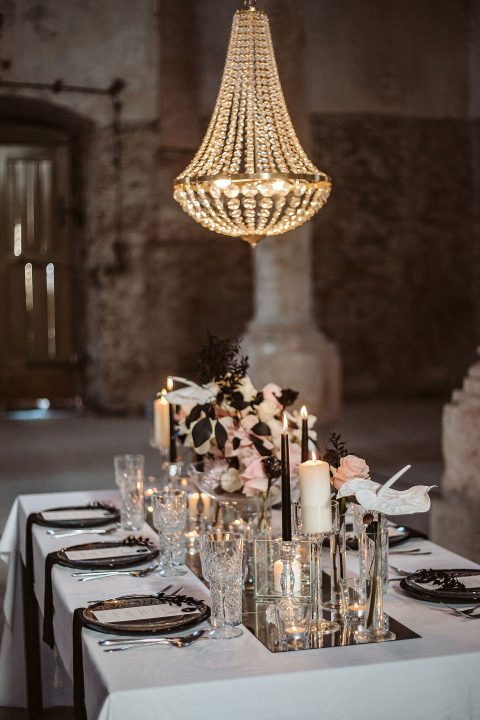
[21,561,43,719]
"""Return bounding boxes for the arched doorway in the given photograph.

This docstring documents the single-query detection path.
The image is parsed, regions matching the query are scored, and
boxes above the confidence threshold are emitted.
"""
[0,96,92,408]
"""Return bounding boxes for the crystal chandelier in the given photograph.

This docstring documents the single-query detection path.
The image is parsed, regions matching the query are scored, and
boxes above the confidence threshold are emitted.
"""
[173,0,332,247]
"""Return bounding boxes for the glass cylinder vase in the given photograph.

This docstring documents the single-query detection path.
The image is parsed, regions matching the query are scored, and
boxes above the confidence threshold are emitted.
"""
[354,576,395,643]
[358,522,389,591]
[326,514,347,611]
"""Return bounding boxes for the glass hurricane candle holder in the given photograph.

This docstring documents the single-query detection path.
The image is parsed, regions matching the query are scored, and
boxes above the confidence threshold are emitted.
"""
[294,500,341,637]
[253,537,311,600]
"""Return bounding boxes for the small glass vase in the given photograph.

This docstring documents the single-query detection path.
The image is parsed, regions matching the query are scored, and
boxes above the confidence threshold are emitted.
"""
[354,576,395,643]
[358,518,389,591]
[325,511,347,612]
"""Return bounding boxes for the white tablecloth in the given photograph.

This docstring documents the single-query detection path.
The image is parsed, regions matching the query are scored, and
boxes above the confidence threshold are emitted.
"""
[1,490,480,720]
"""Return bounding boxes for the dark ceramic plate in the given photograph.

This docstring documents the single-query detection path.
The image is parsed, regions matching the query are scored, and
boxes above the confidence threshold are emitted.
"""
[400,568,480,604]
[56,537,158,569]
[345,524,423,551]
[83,594,210,635]
[34,503,119,529]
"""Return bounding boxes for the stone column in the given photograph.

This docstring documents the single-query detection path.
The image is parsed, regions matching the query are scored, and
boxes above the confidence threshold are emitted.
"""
[243,0,341,422]
[431,349,480,562]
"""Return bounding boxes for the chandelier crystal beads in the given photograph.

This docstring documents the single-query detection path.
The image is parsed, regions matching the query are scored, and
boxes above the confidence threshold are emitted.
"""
[173,1,331,247]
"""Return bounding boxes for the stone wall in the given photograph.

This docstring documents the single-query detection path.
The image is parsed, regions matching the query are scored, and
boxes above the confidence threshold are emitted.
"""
[0,0,478,412]
[311,113,477,398]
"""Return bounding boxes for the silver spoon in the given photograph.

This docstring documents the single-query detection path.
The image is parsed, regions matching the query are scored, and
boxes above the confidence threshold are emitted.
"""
[102,629,205,651]
[76,565,158,581]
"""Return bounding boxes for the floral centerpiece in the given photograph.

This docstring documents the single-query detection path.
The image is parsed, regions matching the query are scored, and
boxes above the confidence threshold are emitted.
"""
[166,335,317,523]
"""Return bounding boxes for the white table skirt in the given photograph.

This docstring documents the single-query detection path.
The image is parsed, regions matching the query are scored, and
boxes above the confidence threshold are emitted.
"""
[1,490,480,720]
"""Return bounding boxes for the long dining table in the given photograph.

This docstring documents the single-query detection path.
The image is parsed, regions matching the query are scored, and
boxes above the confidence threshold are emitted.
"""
[1,488,479,720]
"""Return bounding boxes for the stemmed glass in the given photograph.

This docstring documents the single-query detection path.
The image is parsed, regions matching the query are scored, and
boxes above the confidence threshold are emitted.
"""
[153,489,188,577]
[294,500,341,637]
[199,531,244,639]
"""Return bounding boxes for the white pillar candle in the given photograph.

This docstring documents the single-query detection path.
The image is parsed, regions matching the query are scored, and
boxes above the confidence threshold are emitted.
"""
[299,457,333,533]
[153,391,170,449]
[188,492,199,518]
[273,559,302,593]
[300,505,332,534]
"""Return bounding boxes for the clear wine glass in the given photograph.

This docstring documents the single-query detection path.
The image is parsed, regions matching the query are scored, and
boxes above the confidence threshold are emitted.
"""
[153,489,188,577]
[199,531,244,639]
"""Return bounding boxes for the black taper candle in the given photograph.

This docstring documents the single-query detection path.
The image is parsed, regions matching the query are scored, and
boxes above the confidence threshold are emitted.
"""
[168,403,177,463]
[301,412,309,464]
[281,416,292,541]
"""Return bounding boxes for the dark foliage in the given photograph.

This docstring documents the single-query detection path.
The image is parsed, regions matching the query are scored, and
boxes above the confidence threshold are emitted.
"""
[197,333,249,390]
[322,432,350,468]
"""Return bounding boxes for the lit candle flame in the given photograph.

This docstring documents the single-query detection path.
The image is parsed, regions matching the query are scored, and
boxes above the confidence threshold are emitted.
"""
[283,413,288,433]
[311,448,317,462]
[300,405,308,419]
[167,376,174,392]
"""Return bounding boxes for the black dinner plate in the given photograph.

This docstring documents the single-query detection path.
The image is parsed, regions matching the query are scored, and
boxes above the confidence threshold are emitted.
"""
[345,523,422,551]
[400,568,480,604]
[33,503,120,529]
[83,594,210,635]
[56,537,158,570]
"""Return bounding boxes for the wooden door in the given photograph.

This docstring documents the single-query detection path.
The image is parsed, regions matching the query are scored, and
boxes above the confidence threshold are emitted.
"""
[0,140,80,402]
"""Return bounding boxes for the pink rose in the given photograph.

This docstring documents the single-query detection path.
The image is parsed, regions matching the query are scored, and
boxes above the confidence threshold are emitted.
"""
[240,456,268,495]
[333,454,370,491]
[262,383,283,409]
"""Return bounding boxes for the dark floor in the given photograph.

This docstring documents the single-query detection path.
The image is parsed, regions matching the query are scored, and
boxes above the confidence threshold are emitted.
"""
[0,400,444,718]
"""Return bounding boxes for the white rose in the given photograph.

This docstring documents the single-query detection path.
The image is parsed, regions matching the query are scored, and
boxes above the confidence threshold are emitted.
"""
[220,467,242,493]
[257,399,279,423]
[236,375,258,401]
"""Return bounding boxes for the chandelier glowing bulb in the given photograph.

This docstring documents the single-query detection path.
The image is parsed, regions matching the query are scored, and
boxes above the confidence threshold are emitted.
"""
[173,0,332,247]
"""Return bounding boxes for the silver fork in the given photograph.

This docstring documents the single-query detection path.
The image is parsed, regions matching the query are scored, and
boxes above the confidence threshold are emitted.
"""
[47,526,119,539]
[101,629,206,651]
[87,585,184,605]
[75,565,158,581]
[390,549,431,555]
[389,565,410,577]
[439,601,480,618]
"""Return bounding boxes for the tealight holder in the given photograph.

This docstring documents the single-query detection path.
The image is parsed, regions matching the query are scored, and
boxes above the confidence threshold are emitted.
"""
[253,537,312,600]
[294,500,341,636]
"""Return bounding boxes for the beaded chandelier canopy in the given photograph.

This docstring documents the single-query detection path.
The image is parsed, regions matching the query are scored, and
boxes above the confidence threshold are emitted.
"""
[173,0,332,247]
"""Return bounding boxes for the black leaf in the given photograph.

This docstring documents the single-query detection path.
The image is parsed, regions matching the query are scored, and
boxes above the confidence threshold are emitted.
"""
[229,391,251,410]
[215,420,228,451]
[278,388,299,407]
[253,392,264,405]
[252,437,271,457]
[192,417,212,449]
[185,404,203,429]
[251,421,271,437]
[232,436,241,451]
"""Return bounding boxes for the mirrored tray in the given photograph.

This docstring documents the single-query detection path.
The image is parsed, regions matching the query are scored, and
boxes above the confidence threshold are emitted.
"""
[33,503,119,529]
[57,537,158,569]
[400,568,480,604]
[83,594,210,635]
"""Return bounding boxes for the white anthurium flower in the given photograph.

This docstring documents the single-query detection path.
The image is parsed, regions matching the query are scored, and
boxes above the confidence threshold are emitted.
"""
[165,377,218,405]
[336,465,434,515]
